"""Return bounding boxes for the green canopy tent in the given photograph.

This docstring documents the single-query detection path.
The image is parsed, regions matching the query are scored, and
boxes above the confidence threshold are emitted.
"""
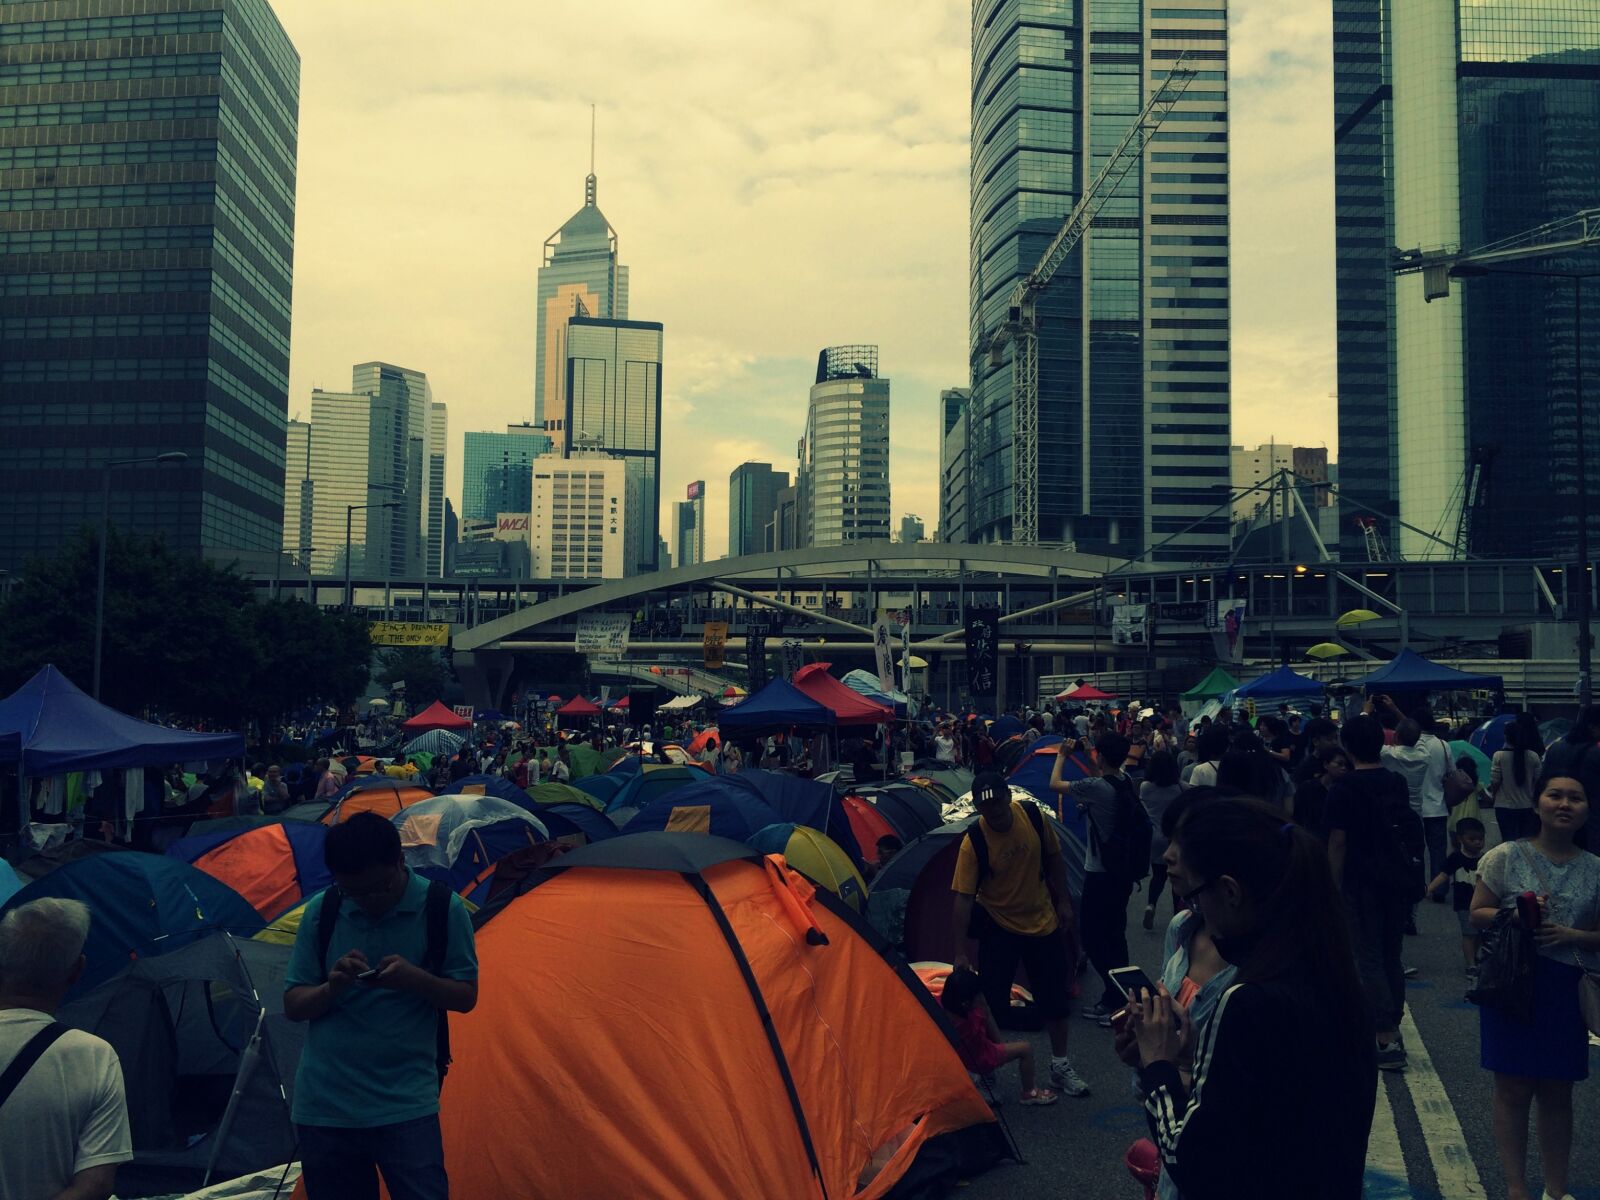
[1182,668,1240,701]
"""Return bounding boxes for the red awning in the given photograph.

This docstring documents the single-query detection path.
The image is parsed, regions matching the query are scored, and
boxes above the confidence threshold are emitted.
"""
[1060,684,1114,701]
[556,696,602,717]
[792,663,894,725]
[400,700,471,733]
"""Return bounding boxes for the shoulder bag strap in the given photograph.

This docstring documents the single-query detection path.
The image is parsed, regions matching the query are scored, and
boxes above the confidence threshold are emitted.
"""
[0,1024,69,1111]
[1515,841,1590,973]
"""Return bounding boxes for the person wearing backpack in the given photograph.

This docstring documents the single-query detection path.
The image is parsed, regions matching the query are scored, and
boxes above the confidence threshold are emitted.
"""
[284,812,478,1200]
[949,771,1091,1098]
[1326,713,1421,1072]
[1051,731,1151,1026]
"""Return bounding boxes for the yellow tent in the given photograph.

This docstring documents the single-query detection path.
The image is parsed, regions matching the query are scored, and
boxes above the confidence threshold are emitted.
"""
[750,824,868,914]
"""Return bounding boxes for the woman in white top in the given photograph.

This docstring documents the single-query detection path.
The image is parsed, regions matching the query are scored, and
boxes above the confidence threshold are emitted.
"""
[1490,718,1544,843]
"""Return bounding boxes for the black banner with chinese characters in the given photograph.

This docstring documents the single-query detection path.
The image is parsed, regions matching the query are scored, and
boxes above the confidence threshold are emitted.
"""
[747,630,769,693]
[965,608,999,703]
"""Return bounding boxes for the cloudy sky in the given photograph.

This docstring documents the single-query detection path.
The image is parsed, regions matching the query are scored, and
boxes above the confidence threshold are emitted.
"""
[274,0,1337,558]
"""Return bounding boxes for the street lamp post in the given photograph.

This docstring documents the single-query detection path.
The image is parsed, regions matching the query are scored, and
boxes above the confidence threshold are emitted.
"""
[94,451,188,700]
[344,501,400,610]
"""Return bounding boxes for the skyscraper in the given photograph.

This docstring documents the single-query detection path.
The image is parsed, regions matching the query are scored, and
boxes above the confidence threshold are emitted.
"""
[675,481,706,569]
[729,462,789,558]
[968,1,1231,562]
[801,346,891,546]
[938,387,971,542]
[427,401,448,576]
[536,162,628,449]
[1334,0,1600,559]
[0,0,300,571]
[282,419,313,567]
[462,427,554,523]
[306,388,407,577]
[565,315,663,574]
[529,451,630,580]
[352,362,435,575]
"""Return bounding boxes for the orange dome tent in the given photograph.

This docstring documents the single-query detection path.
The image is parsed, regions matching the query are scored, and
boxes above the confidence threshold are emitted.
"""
[320,779,433,825]
[441,834,998,1198]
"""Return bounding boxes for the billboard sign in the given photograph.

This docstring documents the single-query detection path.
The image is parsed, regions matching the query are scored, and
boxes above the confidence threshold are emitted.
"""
[575,612,631,656]
[369,621,450,647]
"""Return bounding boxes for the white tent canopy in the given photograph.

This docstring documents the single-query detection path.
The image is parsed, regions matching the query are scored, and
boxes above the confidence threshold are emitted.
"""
[659,694,703,711]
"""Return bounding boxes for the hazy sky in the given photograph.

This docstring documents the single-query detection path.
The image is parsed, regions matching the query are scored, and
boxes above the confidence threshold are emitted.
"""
[274,1,1337,559]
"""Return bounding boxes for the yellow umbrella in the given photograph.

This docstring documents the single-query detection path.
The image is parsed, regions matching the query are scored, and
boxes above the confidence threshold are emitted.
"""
[1335,608,1382,629]
[898,654,929,669]
[1305,642,1349,660]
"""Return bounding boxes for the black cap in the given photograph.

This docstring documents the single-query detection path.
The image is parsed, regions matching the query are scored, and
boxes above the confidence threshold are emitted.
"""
[972,770,1009,806]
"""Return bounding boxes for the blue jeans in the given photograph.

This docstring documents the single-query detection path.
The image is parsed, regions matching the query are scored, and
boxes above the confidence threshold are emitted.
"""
[298,1114,447,1200]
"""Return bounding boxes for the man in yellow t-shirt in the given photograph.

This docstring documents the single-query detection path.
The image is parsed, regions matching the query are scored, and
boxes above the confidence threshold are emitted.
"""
[950,771,1088,1097]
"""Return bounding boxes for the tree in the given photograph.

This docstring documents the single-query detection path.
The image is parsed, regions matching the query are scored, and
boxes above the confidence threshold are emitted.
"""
[375,647,450,708]
[0,530,370,725]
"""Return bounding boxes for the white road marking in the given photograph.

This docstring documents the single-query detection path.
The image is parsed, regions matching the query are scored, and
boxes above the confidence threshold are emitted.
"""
[1400,1006,1487,1198]
[1365,1070,1412,1198]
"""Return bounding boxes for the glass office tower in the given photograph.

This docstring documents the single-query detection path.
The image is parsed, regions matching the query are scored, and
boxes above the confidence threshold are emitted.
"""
[801,346,892,547]
[968,0,1231,562]
[729,462,788,558]
[352,362,435,576]
[536,168,628,449]
[1335,0,1600,559]
[462,428,553,522]
[0,0,299,570]
[564,315,663,574]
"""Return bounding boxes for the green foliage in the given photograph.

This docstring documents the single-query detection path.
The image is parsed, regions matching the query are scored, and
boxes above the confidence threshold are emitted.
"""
[0,529,371,724]
[374,647,451,707]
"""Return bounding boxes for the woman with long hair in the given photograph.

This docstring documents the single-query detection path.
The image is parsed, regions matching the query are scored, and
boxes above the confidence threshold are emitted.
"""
[1471,771,1600,1200]
[1140,750,1185,929]
[1490,716,1544,843]
[1128,797,1376,1198]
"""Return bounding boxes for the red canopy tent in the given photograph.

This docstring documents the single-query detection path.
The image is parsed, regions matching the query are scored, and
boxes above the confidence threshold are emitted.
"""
[1059,684,1114,701]
[555,696,602,718]
[400,700,471,733]
[609,696,631,711]
[792,663,894,725]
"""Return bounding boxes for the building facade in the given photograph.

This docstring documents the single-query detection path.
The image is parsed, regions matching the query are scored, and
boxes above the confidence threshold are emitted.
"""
[461,426,553,523]
[528,451,629,580]
[674,480,705,568]
[564,315,663,574]
[729,462,789,558]
[351,362,436,576]
[1335,0,1600,559]
[536,168,628,450]
[801,346,891,546]
[427,401,447,576]
[899,514,926,543]
[968,0,1232,562]
[281,418,312,566]
[306,388,407,577]
[938,386,971,542]
[0,0,300,571]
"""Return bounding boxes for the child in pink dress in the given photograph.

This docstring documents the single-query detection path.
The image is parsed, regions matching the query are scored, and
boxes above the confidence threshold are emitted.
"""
[941,966,1059,1104]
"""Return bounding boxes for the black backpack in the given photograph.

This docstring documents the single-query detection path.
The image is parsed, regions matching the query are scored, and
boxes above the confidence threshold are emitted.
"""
[1090,773,1153,885]
[1375,778,1427,903]
[316,878,454,1087]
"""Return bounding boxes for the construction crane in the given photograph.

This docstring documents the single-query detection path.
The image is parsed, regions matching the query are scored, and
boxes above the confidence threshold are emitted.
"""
[976,57,1197,546]
[1393,207,1600,300]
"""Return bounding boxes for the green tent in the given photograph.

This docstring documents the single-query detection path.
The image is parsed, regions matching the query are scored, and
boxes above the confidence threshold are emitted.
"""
[1182,667,1241,700]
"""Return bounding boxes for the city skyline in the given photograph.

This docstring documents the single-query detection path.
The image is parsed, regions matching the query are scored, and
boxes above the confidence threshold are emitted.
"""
[274,0,1337,561]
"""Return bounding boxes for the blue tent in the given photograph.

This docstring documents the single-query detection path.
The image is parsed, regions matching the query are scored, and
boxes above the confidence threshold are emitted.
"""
[536,802,620,845]
[990,715,1024,740]
[1235,666,1325,700]
[716,678,837,737]
[1351,648,1503,694]
[1469,714,1516,755]
[853,783,944,843]
[623,769,864,866]
[0,860,21,906]
[0,664,244,774]
[1,854,263,995]
[394,795,547,906]
[840,669,911,717]
[572,772,628,807]
[451,773,530,805]
[605,765,722,817]
[1006,734,1092,843]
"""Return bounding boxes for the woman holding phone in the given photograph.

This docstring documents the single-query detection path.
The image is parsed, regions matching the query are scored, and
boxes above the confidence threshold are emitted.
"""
[1127,797,1375,1199]
[1470,772,1600,1200]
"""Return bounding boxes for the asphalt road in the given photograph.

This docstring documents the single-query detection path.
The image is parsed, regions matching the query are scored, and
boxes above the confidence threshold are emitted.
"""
[958,888,1600,1200]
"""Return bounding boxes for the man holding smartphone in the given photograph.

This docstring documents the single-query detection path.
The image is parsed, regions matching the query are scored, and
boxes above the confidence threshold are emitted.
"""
[284,814,478,1200]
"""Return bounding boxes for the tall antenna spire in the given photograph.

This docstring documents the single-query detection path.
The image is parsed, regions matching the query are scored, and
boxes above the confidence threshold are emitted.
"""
[585,104,597,206]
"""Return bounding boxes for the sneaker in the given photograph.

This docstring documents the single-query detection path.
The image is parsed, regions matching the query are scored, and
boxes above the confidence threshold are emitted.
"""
[1465,966,1478,980]
[1081,1002,1113,1023]
[1377,1042,1407,1072]
[1050,1057,1091,1097]
[1020,1087,1060,1106]
[1403,965,1419,978]
[1142,904,1156,931]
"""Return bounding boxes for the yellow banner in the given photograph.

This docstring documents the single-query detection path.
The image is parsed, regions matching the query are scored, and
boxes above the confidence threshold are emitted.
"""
[369,621,449,647]
[703,621,729,669]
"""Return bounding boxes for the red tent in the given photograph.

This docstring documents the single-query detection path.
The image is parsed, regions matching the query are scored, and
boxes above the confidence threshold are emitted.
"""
[609,696,631,710]
[400,700,471,733]
[1059,684,1114,701]
[792,663,893,725]
[556,696,601,718]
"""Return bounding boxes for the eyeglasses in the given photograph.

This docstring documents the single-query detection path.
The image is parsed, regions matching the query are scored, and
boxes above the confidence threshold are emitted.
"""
[1177,879,1215,908]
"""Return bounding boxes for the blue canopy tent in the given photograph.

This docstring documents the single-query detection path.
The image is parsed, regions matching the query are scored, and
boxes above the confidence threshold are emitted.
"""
[0,665,246,835]
[1234,666,1325,700]
[1351,648,1504,695]
[841,669,912,718]
[716,678,837,738]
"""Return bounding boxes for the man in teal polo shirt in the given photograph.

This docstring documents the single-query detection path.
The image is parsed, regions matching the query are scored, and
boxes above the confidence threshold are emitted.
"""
[284,813,478,1200]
